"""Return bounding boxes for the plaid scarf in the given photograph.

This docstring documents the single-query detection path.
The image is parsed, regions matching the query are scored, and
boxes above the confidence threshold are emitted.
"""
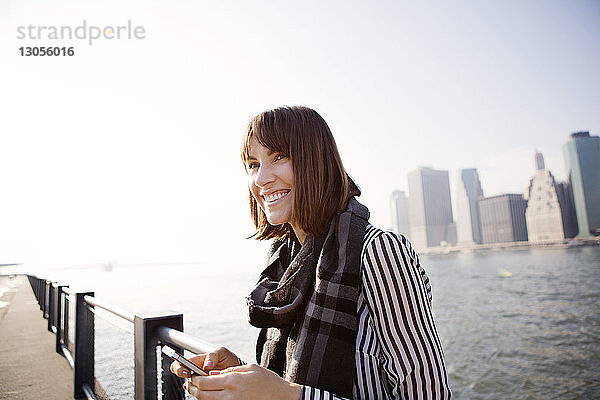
[247,197,369,398]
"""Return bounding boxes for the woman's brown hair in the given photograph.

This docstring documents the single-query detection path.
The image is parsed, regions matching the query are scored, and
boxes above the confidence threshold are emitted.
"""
[241,106,360,240]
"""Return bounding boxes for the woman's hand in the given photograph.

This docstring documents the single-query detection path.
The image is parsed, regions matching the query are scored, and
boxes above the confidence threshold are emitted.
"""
[170,347,241,379]
[185,363,302,400]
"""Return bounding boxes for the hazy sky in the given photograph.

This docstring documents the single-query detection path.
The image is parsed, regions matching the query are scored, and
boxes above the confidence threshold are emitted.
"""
[1,0,599,269]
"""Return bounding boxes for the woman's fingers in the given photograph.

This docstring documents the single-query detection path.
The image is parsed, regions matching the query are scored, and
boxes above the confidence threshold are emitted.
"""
[189,373,230,391]
[202,347,237,370]
[184,381,224,399]
[169,360,191,378]
[169,355,207,378]
[212,364,253,374]
[168,347,240,384]
[169,360,180,375]
[185,364,301,400]
[187,354,207,369]
[202,351,219,370]
[189,365,252,389]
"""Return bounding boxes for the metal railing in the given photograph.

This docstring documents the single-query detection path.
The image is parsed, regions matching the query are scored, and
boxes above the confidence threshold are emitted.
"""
[27,274,213,400]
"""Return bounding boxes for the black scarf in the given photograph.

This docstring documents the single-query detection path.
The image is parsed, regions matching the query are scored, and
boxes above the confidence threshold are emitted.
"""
[247,197,370,398]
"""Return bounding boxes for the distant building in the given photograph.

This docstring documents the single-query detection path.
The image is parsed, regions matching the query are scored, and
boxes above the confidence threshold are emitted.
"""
[455,168,484,244]
[479,194,528,243]
[563,131,600,237]
[390,190,410,236]
[535,151,545,170]
[446,221,457,245]
[408,167,455,249]
[525,151,573,241]
[555,182,578,238]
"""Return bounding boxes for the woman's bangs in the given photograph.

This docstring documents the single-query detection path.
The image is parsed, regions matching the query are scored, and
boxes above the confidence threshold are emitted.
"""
[242,116,290,164]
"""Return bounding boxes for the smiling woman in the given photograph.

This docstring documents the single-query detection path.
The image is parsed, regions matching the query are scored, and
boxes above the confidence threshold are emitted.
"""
[241,107,356,243]
[170,106,452,399]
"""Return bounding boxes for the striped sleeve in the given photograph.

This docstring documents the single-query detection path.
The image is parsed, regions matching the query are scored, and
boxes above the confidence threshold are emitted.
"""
[301,386,350,400]
[360,230,452,399]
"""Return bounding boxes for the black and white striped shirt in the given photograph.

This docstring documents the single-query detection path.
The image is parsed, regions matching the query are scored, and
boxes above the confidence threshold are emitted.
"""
[302,225,452,399]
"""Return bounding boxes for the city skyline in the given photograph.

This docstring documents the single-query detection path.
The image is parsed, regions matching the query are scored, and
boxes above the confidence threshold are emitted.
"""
[391,131,598,247]
[391,129,596,201]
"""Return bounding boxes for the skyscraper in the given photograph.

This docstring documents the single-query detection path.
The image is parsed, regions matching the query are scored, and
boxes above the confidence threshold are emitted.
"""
[408,167,454,250]
[525,151,571,241]
[479,194,528,243]
[455,168,484,244]
[535,151,545,170]
[555,182,578,239]
[390,190,410,236]
[563,131,600,237]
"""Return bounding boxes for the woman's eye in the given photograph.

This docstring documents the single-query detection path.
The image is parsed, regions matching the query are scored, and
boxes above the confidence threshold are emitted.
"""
[247,162,259,169]
[274,154,287,162]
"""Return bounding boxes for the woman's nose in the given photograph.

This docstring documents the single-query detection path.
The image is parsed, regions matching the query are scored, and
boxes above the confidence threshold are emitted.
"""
[255,164,275,187]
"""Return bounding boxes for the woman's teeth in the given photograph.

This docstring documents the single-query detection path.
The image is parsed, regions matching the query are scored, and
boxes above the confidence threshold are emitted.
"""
[264,191,288,202]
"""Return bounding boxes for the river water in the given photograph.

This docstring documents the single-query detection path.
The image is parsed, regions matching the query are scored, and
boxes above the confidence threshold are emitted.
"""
[32,246,600,399]
[425,246,600,399]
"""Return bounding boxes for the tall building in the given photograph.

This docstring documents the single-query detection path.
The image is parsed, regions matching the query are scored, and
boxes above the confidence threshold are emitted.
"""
[535,151,545,170]
[563,131,600,237]
[408,167,455,249]
[479,194,528,243]
[525,151,571,241]
[390,190,410,236]
[455,168,484,244]
[555,182,578,239]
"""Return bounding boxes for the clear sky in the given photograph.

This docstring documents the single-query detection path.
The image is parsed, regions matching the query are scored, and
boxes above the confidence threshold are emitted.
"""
[1,0,599,269]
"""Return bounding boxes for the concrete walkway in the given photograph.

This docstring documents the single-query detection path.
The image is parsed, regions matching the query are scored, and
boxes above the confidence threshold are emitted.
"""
[0,275,73,399]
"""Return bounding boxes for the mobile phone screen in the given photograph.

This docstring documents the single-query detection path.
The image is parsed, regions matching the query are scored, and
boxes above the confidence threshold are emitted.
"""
[162,345,208,376]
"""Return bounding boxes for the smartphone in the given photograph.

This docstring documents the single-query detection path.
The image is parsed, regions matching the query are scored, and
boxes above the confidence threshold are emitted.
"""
[161,345,208,376]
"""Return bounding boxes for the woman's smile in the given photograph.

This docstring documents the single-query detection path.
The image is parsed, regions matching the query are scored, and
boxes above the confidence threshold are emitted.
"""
[262,189,291,205]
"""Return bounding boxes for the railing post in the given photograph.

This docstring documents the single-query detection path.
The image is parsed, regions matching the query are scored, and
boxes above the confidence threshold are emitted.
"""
[37,278,42,308]
[74,291,95,400]
[40,279,44,313]
[35,277,41,307]
[44,280,52,319]
[42,280,49,316]
[55,285,68,355]
[48,283,56,332]
[29,276,38,305]
[134,312,184,400]
[64,291,71,352]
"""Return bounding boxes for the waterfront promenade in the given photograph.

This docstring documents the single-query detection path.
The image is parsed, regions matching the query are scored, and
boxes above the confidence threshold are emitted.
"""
[0,275,72,399]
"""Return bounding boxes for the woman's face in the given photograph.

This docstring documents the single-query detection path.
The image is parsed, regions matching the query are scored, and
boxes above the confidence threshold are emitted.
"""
[246,136,295,227]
